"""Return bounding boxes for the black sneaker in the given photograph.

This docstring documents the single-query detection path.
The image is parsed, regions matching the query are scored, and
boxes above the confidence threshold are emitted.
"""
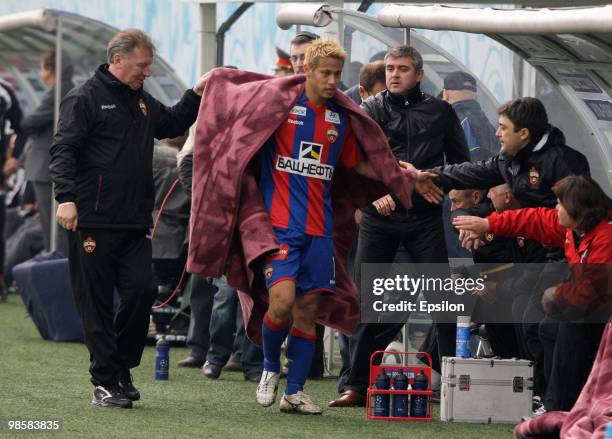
[118,372,140,401]
[532,396,544,411]
[92,384,133,408]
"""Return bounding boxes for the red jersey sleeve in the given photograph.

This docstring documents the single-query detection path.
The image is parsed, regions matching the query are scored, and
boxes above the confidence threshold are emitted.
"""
[338,123,363,169]
[487,207,566,248]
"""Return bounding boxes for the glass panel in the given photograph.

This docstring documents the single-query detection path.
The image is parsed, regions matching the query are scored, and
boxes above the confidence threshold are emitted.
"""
[344,24,396,88]
[591,33,612,51]
[503,35,572,61]
[556,34,612,63]
[551,67,602,94]
[535,68,612,195]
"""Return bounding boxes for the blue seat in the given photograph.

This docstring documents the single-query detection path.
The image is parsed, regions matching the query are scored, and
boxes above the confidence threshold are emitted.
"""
[12,253,83,342]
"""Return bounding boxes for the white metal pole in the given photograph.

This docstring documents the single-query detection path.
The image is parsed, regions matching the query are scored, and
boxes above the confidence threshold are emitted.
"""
[50,17,62,252]
[200,3,217,74]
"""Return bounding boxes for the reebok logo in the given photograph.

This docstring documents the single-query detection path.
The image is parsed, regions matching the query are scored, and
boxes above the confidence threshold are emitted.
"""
[101,104,116,110]
[287,118,304,126]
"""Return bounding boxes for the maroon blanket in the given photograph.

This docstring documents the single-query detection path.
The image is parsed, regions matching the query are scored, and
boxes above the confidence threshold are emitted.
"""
[187,68,415,343]
[514,321,612,439]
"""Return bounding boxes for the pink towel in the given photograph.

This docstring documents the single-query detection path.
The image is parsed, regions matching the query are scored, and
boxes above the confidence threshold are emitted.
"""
[514,321,612,439]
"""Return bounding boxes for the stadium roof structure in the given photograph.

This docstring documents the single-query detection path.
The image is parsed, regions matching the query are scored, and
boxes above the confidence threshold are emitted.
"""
[186,0,611,6]
[0,9,185,112]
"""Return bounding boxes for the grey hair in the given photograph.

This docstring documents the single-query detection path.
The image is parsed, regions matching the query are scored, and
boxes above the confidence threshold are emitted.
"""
[384,45,423,70]
[107,29,156,64]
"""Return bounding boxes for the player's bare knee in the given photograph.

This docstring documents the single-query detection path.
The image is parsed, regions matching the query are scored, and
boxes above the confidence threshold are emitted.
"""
[268,280,296,321]
[268,298,293,322]
[293,294,319,324]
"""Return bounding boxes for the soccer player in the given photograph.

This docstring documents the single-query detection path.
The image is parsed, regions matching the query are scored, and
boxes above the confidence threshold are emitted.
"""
[255,38,399,414]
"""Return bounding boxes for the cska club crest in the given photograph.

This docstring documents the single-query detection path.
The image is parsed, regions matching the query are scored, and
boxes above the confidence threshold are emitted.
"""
[138,98,148,117]
[327,127,338,143]
[528,166,540,185]
[83,236,96,254]
[264,265,274,280]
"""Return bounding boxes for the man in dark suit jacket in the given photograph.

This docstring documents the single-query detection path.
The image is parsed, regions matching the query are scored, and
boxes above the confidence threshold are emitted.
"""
[18,50,74,255]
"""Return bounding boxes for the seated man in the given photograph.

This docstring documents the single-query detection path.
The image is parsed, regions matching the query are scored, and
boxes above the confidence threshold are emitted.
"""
[452,184,547,360]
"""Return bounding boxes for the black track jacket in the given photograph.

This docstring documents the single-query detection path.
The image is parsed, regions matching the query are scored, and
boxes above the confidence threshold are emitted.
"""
[50,64,200,229]
[432,126,590,208]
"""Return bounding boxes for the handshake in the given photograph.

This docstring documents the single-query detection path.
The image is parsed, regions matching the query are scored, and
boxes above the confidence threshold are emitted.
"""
[372,161,443,216]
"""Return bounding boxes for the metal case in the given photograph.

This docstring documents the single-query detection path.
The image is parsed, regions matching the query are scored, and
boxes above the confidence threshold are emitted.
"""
[441,357,533,423]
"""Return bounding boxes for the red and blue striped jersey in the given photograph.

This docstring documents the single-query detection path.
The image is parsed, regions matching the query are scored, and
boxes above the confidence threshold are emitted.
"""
[258,94,362,237]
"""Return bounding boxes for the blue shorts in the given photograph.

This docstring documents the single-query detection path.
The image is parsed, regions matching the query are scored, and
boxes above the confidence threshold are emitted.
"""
[262,228,336,295]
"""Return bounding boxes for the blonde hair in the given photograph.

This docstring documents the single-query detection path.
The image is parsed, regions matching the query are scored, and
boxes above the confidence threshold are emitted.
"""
[304,38,347,71]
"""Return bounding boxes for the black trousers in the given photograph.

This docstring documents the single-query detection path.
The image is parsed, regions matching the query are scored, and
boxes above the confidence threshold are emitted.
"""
[539,316,604,411]
[340,210,449,394]
[521,262,569,397]
[185,274,215,360]
[68,229,157,386]
[472,297,521,359]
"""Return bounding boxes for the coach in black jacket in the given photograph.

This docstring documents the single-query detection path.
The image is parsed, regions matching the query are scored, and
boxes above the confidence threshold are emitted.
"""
[431,97,590,209]
[330,45,470,407]
[50,29,207,409]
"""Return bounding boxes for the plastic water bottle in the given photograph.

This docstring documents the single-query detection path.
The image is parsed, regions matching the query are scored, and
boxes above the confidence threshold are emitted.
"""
[155,337,170,380]
[373,368,390,417]
[604,422,612,439]
[392,369,409,418]
[410,370,429,418]
[456,315,471,358]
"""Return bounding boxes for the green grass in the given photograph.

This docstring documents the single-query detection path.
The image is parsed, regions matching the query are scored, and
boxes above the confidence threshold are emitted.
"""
[0,295,515,438]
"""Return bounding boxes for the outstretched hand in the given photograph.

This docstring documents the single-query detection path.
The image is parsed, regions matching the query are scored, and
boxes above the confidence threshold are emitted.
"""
[398,160,417,175]
[414,170,444,204]
[400,162,444,204]
[453,215,490,235]
[453,215,490,250]
[458,229,485,251]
